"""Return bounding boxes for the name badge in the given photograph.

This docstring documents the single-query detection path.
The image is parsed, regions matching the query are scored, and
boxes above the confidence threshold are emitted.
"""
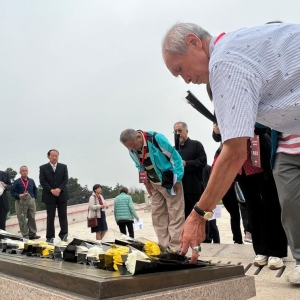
[138,171,148,183]
[250,135,261,168]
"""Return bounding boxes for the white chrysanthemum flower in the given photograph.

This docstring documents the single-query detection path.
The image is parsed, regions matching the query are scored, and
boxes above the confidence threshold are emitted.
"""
[125,250,150,275]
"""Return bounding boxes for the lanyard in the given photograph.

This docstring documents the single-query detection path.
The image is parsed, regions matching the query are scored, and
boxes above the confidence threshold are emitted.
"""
[139,132,148,168]
[20,178,29,191]
[214,32,226,45]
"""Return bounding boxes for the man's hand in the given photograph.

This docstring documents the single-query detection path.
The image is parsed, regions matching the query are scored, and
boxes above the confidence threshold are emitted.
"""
[54,188,61,196]
[0,181,6,188]
[173,182,181,194]
[144,182,153,196]
[180,210,206,264]
[51,189,60,197]
[182,160,186,167]
[19,191,28,199]
[213,123,220,134]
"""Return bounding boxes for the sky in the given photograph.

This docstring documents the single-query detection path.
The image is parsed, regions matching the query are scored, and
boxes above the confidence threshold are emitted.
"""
[1,0,299,190]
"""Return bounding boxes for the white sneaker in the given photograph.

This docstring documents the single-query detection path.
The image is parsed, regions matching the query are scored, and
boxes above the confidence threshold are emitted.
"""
[253,255,268,266]
[268,257,284,270]
[286,265,300,284]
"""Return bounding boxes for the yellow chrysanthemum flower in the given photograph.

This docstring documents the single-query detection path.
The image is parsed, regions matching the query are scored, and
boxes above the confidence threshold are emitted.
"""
[144,241,161,256]
[113,246,130,271]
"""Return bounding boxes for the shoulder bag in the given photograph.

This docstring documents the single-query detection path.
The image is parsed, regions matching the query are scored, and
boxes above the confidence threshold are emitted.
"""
[87,196,98,227]
[87,212,98,227]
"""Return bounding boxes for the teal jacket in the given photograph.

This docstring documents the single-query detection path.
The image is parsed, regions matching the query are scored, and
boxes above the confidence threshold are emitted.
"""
[114,192,139,221]
[129,131,184,194]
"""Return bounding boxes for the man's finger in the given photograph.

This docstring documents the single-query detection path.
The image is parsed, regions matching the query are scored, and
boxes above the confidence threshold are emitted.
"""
[180,240,189,256]
[189,251,199,264]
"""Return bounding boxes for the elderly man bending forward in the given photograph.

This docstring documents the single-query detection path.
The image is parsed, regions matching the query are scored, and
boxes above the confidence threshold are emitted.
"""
[120,129,185,250]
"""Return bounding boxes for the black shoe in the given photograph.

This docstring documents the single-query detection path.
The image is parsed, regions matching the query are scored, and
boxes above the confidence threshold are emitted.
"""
[46,238,54,243]
[29,234,41,240]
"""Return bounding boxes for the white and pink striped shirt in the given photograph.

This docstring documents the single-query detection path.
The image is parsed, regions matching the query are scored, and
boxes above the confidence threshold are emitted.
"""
[277,134,300,155]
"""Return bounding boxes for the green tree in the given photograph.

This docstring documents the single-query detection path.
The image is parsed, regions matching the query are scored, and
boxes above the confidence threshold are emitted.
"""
[67,177,81,205]
[35,185,46,211]
[101,184,124,199]
[5,167,17,183]
[101,185,113,199]
[110,183,124,198]
[5,168,17,215]
[129,187,145,204]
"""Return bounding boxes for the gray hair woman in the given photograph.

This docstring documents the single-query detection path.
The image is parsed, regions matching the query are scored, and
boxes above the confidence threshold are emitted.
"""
[114,187,139,238]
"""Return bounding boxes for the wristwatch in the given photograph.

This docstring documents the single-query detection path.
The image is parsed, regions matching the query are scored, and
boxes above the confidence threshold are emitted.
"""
[193,203,214,220]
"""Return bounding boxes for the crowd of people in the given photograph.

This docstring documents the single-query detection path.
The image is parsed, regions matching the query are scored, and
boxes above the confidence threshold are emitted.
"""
[0,150,139,245]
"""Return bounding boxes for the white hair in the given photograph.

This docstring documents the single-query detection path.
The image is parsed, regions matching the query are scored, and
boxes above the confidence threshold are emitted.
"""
[120,129,138,143]
[162,23,211,55]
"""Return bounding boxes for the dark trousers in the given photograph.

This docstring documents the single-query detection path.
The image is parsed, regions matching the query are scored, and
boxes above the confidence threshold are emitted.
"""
[203,219,220,243]
[209,219,220,243]
[237,172,287,257]
[222,186,249,244]
[45,200,68,240]
[239,203,250,233]
[184,192,201,219]
[0,199,8,230]
[118,220,134,238]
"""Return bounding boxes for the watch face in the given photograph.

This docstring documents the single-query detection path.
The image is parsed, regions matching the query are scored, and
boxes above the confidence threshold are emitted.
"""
[204,212,214,220]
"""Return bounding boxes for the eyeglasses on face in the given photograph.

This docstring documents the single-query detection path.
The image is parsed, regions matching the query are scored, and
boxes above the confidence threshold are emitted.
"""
[173,129,184,134]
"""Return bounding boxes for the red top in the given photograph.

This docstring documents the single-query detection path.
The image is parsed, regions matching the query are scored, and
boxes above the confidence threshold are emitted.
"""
[96,194,104,205]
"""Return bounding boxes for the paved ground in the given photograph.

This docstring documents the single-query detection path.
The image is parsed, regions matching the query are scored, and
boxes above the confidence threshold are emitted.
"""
[18,207,300,299]
[37,205,238,245]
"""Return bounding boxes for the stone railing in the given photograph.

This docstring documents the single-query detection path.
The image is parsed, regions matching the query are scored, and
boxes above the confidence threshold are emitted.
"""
[6,199,146,236]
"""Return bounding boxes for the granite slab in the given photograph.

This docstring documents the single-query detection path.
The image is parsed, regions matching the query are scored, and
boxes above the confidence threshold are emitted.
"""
[0,252,246,299]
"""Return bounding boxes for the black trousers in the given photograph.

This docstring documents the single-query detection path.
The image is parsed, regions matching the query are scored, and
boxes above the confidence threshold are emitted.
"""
[45,199,68,240]
[222,186,249,244]
[118,220,134,238]
[0,199,8,230]
[184,192,202,220]
[239,202,250,233]
[209,219,220,243]
[237,172,287,257]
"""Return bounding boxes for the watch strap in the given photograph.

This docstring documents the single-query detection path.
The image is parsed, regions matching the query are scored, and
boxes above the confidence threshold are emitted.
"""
[193,204,205,217]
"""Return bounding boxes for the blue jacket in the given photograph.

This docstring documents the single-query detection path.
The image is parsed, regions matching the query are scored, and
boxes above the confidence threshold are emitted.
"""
[11,178,38,200]
[114,192,139,221]
[129,131,184,194]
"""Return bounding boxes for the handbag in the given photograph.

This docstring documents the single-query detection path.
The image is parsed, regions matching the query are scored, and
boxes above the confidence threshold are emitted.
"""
[87,208,98,227]
[87,216,98,227]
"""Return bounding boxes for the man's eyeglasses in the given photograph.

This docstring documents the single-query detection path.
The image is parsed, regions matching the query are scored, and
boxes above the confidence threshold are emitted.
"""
[173,129,183,134]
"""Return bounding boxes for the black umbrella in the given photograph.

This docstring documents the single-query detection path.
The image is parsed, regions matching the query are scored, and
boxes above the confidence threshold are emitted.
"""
[185,90,217,123]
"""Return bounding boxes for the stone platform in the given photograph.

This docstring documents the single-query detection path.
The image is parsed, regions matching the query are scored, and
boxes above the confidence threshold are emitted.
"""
[0,252,255,299]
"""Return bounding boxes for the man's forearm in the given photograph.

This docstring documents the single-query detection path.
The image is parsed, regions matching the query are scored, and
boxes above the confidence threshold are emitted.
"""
[198,137,248,211]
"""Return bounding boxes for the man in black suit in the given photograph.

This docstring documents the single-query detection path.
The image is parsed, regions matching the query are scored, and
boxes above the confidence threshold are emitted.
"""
[0,169,12,230]
[173,122,207,219]
[39,149,69,241]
